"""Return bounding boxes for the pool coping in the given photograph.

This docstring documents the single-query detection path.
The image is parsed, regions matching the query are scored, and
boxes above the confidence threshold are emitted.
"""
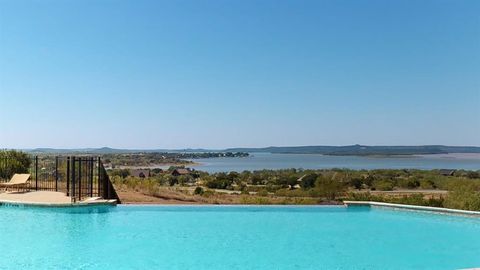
[0,199,117,208]
[116,204,346,208]
[344,201,480,217]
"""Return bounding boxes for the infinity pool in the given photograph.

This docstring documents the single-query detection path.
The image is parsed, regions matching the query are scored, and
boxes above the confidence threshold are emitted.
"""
[0,205,479,269]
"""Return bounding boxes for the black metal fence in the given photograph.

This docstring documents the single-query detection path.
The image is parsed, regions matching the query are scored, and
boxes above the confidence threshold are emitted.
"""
[0,156,120,203]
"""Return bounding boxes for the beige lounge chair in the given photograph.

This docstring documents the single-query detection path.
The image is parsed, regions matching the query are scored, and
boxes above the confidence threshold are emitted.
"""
[0,174,30,190]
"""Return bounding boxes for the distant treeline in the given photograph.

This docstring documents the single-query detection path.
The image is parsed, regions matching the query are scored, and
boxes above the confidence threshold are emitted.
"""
[175,152,249,159]
[102,152,248,167]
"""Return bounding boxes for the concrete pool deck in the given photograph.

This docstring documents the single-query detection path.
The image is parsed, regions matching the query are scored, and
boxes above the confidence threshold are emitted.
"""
[344,201,480,217]
[0,191,117,207]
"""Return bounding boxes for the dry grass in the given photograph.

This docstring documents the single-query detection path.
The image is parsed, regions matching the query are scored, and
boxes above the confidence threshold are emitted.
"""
[113,180,448,205]
[113,184,338,205]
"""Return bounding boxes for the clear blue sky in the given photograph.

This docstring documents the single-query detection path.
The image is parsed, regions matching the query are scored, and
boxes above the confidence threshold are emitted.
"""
[0,0,479,149]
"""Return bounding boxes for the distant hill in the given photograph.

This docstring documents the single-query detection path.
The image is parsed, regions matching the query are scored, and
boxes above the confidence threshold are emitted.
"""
[27,147,217,154]
[25,145,480,156]
[225,145,480,156]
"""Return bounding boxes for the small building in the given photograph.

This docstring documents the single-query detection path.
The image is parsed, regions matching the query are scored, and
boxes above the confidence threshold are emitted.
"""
[171,168,190,177]
[131,169,151,178]
[439,169,456,176]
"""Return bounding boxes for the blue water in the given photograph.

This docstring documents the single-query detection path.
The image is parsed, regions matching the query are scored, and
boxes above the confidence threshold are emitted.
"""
[191,152,480,172]
[0,205,479,269]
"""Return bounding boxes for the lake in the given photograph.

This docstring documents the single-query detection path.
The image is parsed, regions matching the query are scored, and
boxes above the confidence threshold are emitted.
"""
[190,152,480,172]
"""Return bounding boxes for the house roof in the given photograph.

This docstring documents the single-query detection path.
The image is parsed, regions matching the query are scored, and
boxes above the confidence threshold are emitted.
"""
[131,169,151,177]
[173,168,190,175]
[439,169,456,176]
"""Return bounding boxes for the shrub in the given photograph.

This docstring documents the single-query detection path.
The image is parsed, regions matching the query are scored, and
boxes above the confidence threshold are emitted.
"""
[314,175,345,200]
[372,180,394,191]
[444,182,480,211]
[363,175,375,188]
[419,179,436,189]
[168,176,179,186]
[194,187,204,195]
[110,169,130,179]
[397,178,420,189]
[205,174,233,189]
[345,192,445,208]
[177,175,193,185]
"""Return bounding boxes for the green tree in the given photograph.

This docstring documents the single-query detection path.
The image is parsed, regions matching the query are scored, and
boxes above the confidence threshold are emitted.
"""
[250,174,264,185]
[167,175,179,186]
[314,175,345,200]
[300,173,317,189]
[349,178,363,190]
[0,150,31,179]
[205,173,233,189]
[227,172,240,183]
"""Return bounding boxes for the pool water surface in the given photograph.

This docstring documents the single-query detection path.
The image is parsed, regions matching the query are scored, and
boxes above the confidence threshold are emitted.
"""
[0,205,478,269]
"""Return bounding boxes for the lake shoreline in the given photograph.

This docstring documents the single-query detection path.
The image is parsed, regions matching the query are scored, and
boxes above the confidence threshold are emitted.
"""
[188,152,480,173]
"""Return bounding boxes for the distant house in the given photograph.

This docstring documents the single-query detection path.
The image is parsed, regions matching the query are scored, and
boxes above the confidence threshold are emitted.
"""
[439,169,456,176]
[171,168,190,177]
[131,169,151,178]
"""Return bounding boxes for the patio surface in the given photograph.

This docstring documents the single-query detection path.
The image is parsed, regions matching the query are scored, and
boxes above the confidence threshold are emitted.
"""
[0,191,116,206]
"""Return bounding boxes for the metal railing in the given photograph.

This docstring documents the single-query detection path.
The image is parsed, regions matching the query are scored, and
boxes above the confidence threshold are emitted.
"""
[0,156,120,203]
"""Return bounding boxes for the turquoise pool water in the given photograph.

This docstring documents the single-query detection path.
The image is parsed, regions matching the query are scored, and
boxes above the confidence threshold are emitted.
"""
[0,205,479,269]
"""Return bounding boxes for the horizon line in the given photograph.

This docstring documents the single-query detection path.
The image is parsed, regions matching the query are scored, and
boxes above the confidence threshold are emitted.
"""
[5,144,480,151]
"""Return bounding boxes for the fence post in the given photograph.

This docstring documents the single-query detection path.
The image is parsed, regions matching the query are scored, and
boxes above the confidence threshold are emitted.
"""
[98,157,102,198]
[35,156,38,191]
[78,158,82,201]
[66,157,70,196]
[90,157,94,197]
[55,156,58,192]
[72,157,76,203]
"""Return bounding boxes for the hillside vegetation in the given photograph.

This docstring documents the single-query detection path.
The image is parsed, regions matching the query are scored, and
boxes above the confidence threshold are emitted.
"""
[111,168,480,210]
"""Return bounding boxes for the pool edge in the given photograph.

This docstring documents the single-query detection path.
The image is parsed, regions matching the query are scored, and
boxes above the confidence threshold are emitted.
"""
[0,199,117,208]
[344,201,480,217]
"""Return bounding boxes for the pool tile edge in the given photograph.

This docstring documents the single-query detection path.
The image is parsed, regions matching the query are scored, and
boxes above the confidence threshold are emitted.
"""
[0,199,117,208]
[343,201,480,217]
